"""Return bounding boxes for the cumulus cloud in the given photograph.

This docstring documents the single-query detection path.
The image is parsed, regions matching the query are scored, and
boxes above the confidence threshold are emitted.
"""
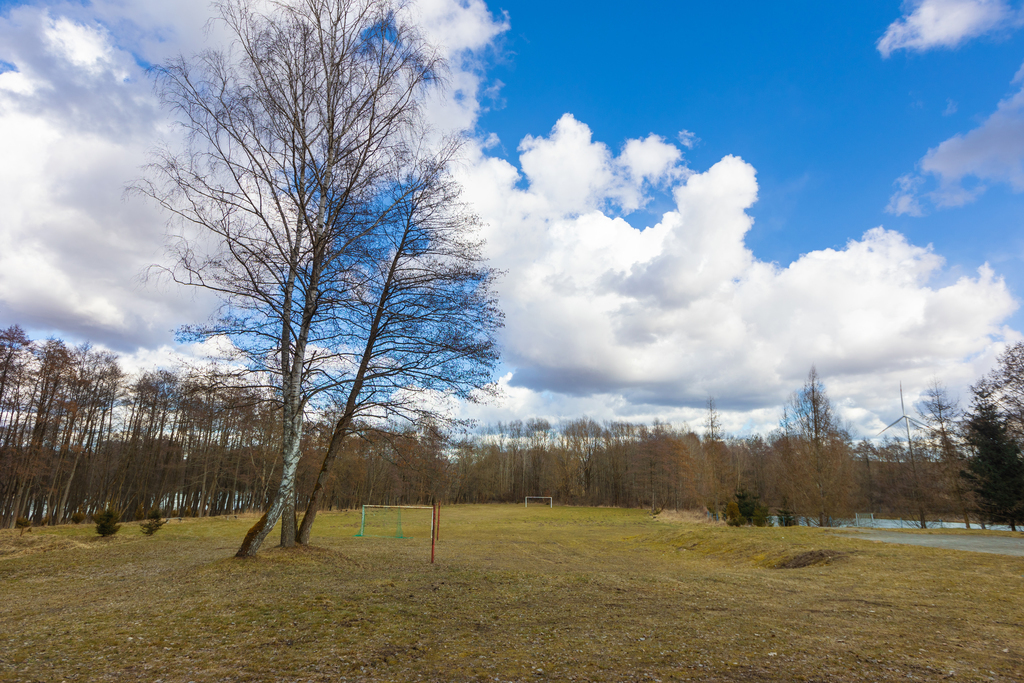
[407,0,508,132]
[513,115,687,216]
[877,0,1020,57]
[922,83,1024,203]
[0,4,197,348]
[888,67,1024,212]
[0,0,507,353]
[459,120,1017,436]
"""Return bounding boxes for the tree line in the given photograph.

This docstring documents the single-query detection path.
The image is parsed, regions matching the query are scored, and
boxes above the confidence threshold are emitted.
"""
[4,324,1021,531]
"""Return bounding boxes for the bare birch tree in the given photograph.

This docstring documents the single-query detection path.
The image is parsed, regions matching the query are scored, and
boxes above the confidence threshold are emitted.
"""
[136,0,456,556]
[295,150,501,544]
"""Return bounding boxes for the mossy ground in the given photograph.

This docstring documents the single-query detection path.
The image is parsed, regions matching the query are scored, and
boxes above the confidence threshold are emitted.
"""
[1,505,1021,682]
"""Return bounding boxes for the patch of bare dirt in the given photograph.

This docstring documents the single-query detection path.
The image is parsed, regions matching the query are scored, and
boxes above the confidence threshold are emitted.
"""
[776,549,849,569]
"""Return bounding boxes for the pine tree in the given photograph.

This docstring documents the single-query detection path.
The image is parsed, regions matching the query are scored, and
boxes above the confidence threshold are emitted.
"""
[94,508,122,537]
[735,488,758,522]
[776,497,797,527]
[140,508,166,536]
[734,488,771,526]
[962,389,1024,531]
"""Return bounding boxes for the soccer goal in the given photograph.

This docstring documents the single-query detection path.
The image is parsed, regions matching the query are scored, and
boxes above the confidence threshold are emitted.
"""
[854,512,876,527]
[355,504,440,563]
[525,496,553,508]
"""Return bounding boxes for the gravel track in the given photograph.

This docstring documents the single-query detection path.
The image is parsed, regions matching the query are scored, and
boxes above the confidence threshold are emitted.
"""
[848,530,1024,556]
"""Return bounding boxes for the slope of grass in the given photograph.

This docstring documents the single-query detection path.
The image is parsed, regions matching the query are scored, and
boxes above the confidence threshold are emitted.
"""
[1,505,1021,682]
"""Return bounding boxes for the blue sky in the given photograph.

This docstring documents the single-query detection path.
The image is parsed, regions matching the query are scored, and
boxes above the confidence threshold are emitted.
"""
[477,1,1024,318]
[1,0,1023,435]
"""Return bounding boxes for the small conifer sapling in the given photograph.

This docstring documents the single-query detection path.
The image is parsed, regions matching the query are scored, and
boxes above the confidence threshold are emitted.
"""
[140,508,167,536]
[94,508,121,537]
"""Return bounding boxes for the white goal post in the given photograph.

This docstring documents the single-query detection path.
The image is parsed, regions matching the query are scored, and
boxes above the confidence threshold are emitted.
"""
[525,496,552,508]
[855,512,875,527]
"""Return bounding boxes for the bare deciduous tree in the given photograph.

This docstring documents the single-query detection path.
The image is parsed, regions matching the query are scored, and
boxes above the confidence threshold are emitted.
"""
[295,152,501,544]
[981,341,1024,440]
[779,367,852,526]
[136,0,490,556]
[920,379,972,527]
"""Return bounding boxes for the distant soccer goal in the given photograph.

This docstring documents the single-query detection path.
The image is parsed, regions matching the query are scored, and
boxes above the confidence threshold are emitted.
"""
[855,512,876,527]
[525,496,552,508]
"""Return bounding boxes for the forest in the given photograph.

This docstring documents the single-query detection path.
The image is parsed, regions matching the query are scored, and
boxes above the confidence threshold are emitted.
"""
[3,322,1022,532]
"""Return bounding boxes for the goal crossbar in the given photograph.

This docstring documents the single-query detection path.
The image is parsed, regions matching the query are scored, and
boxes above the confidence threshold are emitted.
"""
[525,496,553,508]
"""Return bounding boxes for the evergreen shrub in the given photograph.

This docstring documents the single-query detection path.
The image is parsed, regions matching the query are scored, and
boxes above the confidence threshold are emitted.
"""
[94,508,121,537]
[140,517,166,536]
[726,501,746,527]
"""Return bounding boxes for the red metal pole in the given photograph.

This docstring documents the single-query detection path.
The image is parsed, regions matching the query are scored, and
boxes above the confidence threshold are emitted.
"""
[435,502,440,541]
[430,502,436,564]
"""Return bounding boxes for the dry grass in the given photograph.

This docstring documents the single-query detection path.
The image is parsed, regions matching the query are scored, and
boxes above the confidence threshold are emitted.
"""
[651,509,724,525]
[1,505,1022,682]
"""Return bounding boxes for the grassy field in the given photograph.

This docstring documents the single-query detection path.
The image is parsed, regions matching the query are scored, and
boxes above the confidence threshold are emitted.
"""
[1,505,1022,682]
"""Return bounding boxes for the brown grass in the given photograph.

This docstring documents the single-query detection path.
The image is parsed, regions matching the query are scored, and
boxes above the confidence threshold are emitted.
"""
[1,505,1022,682]
[652,508,725,525]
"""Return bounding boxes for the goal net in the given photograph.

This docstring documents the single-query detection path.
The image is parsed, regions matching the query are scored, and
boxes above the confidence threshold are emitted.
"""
[525,496,553,508]
[355,505,435,539]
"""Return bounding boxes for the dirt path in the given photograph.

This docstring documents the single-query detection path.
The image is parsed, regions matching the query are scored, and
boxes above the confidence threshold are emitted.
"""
[847,530,1024,557]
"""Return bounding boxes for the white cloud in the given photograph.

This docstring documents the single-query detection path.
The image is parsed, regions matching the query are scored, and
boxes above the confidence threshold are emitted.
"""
[0,68,36,96]
[513,114,688,216]
[677,129,698,149]
[0,0,507,351]
[43,14,125,78]
[0,4,201,347]
[458,121,1018,436]
[886,173,926,216]
[890,68,1024,210]
[878,0,1019,57]
[408,0,508,133]
[922,85,1024,202]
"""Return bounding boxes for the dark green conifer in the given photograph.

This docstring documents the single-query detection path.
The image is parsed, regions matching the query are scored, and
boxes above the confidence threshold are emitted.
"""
[94,508,121,537]
[735,488,758,521]
[963,389,1024,531]
[776,498,797,527]
[140,508,166,536]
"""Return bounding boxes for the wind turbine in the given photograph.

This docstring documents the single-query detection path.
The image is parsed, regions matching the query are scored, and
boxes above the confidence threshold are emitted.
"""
[878,382,927,443]
[878,382,928,528]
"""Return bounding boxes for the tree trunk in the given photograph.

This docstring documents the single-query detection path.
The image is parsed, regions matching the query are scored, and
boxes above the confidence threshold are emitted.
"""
[236,408,303,556]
